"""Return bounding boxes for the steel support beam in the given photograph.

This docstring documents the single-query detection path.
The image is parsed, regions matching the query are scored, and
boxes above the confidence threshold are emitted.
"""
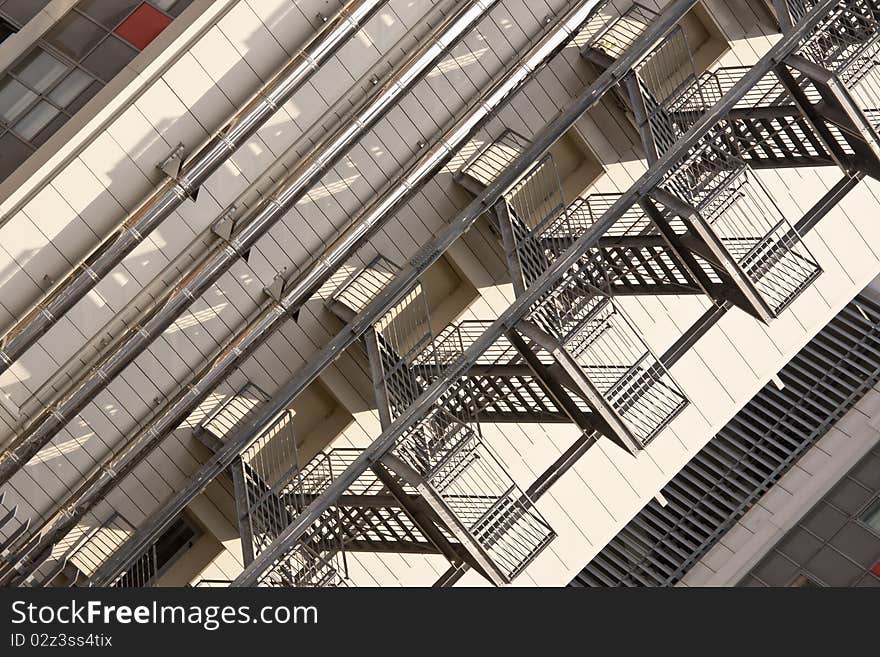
[650,187,776,322]
[364,333,496,580]
[371,462,471,571]
[783,53,880,179]
[638,196,765,319]
[364,328,394,429]
[379,453,508,586]
[505,329,599,435]
[230,459,255,567]
[772,0,794,32]
[496,201,529,296]
[516,320,642,454]
[624,73,660,164]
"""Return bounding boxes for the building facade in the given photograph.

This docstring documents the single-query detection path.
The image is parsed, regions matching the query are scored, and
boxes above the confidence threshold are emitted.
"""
[0,0,878,587]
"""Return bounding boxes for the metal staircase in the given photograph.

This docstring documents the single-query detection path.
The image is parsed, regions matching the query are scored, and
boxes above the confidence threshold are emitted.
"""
[320,261,557,585]
[34,0,880,590]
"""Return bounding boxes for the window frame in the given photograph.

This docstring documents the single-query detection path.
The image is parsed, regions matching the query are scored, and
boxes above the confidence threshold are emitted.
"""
[0,46,101,143]
[857,495,880,537]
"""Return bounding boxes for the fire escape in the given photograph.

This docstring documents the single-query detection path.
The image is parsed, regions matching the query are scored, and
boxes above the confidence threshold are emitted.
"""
[4,0,880,588]
[228,0,880,587]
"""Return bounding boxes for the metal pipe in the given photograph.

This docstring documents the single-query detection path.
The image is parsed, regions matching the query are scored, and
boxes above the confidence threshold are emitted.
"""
[0,0,386,378]
[0,0,497,489]
[84,0,617,588]
[0,0,501,585]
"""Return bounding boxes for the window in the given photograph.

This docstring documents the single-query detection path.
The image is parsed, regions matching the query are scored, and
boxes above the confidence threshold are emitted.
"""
[77,0,142,29]
[0,131,32,180]
[44,11,106,60]
[860,497,880,535]
[0,47,99,146]
[0,17,14,43]
[0,0,192,182]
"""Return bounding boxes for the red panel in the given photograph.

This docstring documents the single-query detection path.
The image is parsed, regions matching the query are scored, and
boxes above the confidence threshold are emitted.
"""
[871,561,880,578]
[114,3,172,50]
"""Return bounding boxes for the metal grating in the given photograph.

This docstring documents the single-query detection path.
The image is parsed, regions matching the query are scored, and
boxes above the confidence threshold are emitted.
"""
[659,145,823,317]
[327,255,400,319]
[635,26,705,158]
[67,513,135,581]
[794,0,880,129]
[241,413,350,587]
[456,130,531,193]
[581,2,659,61]
[196,382,268,445]
[391,406,556,581]
[571,293,880,586]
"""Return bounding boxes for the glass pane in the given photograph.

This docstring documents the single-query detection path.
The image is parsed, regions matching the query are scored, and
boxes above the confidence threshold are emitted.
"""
[14,100,59,140]
[77,0,140,29]
[168,0,192,18]
[0,77,37,122]
[66,80,102,115]
[149,0,177,11]
[0,131,34,181]
[48,68,93,108]
[30,111,67,147]
[44,12,106,60]
[0,0,51,26]
[81,35,137,81]
[862,498,880,533]
[115,3,172,50]
[14,48,67,92]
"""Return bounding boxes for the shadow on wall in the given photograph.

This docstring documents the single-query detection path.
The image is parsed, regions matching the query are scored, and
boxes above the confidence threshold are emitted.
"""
[0,0,347,529]
[0,0,341,396]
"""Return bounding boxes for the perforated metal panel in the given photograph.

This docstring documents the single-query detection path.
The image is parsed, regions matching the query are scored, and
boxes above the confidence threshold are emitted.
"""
[571,294,880,587]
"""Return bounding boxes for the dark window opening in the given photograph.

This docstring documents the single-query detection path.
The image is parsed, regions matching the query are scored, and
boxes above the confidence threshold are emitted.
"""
[113,515,200,587]
[0,1,52,27]
[0,17,14,43]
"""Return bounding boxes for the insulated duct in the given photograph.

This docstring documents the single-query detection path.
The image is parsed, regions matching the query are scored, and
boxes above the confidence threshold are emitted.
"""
[0,0,498,488]
[0,0,505,584]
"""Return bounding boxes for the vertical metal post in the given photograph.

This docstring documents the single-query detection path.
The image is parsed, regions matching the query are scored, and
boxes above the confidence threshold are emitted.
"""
[496,201,529,296]
[624,73,661,163]
[364,328,394,429]
[230,458,255,567]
